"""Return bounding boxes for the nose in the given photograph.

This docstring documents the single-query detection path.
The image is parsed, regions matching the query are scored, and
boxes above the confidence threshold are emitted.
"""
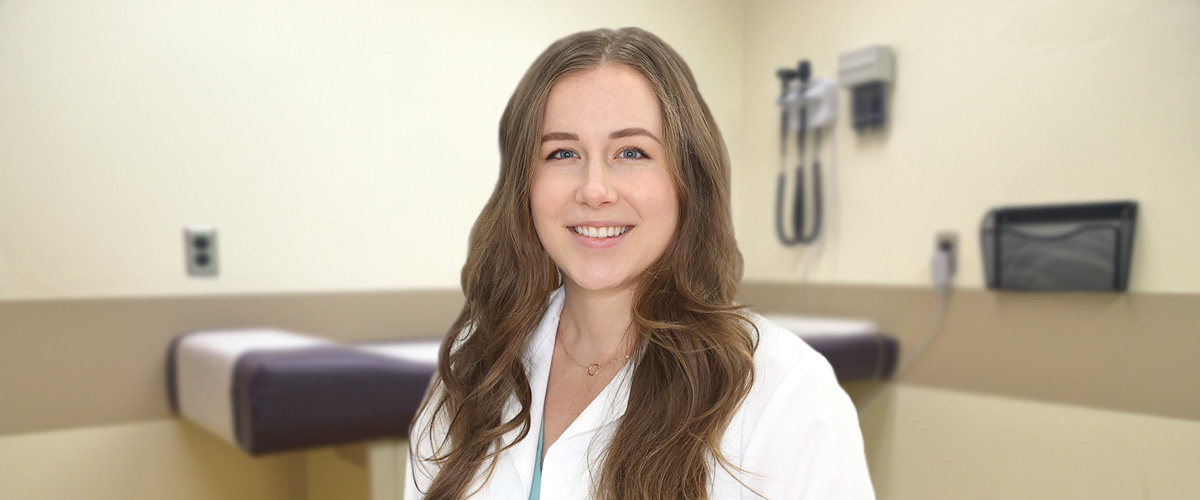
[575,157,618,207]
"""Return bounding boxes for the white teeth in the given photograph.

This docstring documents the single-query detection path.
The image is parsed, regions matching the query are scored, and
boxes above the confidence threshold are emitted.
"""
[573,226,629,238]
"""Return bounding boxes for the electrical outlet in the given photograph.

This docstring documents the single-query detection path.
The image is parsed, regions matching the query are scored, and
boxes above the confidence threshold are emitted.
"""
[184,226,218,277]
[935,231,958,276]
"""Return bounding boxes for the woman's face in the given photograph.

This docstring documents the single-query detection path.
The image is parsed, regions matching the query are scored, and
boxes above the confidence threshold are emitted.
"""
[531,64,678,295]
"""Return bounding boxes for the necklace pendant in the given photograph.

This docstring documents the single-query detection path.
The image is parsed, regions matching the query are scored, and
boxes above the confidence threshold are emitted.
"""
[587,364,601,376]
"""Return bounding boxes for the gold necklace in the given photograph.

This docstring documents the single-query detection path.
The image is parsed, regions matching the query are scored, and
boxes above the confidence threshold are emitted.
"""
[557,322,631,376]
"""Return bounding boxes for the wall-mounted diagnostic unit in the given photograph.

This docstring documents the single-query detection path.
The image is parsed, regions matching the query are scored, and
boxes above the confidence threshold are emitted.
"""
[838,45,895,130]
[775,61,837,246]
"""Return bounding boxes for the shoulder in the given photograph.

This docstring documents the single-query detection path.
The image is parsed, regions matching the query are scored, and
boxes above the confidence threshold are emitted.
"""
[741,311,839,403]
[728,311,848,438]
[721,311,876,499]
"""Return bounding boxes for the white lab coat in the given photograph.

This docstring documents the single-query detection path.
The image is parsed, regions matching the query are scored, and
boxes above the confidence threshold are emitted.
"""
[405,288,875,499]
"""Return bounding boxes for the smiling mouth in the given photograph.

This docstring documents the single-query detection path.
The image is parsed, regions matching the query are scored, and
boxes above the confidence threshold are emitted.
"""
[570,226,632,238]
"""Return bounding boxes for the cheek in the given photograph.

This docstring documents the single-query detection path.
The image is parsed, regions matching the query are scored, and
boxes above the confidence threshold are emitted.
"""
[659,195,680,237]
[637,174,680,236]
[656,175,680,225]
[529,173,561,235]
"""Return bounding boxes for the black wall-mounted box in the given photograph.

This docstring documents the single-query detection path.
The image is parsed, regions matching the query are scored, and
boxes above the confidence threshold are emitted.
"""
[981,201,1138,292]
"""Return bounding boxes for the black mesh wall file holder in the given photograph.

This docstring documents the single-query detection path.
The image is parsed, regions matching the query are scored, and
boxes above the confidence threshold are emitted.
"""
[980,201,1137,292]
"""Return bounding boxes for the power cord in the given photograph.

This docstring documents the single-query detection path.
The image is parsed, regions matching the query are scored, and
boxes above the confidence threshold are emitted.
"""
[853,247,954,409]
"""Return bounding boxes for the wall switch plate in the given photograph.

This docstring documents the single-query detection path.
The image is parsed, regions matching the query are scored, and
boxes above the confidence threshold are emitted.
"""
[936,231,958,276]
[184,226,218,277]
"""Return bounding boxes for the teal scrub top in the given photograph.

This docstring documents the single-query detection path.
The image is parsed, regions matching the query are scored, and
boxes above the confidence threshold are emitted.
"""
[529,418,545,500]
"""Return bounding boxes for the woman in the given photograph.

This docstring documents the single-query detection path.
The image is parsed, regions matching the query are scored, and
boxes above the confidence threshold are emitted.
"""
[407,27,873,499]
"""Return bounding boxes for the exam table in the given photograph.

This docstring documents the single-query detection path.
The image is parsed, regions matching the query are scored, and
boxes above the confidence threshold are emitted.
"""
[167,318,896,457]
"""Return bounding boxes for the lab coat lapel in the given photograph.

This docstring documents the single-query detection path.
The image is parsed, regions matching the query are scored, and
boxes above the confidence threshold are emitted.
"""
[497,288,565,497]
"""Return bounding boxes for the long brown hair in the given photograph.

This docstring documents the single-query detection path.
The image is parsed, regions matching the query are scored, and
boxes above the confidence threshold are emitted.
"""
[412,27,757,500]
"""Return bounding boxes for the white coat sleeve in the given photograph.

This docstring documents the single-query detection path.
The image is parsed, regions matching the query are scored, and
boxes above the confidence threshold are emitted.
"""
[739,355,876,499]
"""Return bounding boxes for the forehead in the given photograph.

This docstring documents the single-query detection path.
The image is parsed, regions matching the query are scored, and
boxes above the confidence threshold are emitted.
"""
[542,64,662,136]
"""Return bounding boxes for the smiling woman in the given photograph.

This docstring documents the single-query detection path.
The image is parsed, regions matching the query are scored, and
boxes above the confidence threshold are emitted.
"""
[406,27,873,500]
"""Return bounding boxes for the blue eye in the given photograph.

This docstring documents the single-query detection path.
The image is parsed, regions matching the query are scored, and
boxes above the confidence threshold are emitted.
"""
[546,149,578,160]
[618,147,650,160]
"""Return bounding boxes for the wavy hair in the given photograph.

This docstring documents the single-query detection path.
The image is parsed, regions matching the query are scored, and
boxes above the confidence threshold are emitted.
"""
[412,27,757,500]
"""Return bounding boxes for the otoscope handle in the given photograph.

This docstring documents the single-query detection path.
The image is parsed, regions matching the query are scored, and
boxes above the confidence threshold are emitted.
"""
[805,161,823,242]
[774,172,800,247]
[793,166,806,237]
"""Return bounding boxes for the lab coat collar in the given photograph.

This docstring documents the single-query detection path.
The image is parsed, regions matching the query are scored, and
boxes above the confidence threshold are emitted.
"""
[500,286,634,497]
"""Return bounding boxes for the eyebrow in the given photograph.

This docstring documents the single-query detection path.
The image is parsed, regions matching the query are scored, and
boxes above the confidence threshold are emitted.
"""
[610,127,661,144]
[539,128,662,144]
[540,132,578,144]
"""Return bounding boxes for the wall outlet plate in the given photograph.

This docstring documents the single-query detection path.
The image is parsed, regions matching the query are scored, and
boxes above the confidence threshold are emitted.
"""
[184,226,218,277]
[936,231,958,275]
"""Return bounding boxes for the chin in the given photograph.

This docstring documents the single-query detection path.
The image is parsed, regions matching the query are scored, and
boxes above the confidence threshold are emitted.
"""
[564,270,640,293]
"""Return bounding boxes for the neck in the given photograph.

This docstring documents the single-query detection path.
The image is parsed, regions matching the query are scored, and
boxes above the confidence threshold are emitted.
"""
[559,281,636,361]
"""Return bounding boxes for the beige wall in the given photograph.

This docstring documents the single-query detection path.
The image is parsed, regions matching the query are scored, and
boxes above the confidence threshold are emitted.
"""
[308,446,370,500]
[0,419,378,500]
[859,384,1200,500]
[0,0,743,300]
[737,0,1200,293]
[0,420,297,500]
